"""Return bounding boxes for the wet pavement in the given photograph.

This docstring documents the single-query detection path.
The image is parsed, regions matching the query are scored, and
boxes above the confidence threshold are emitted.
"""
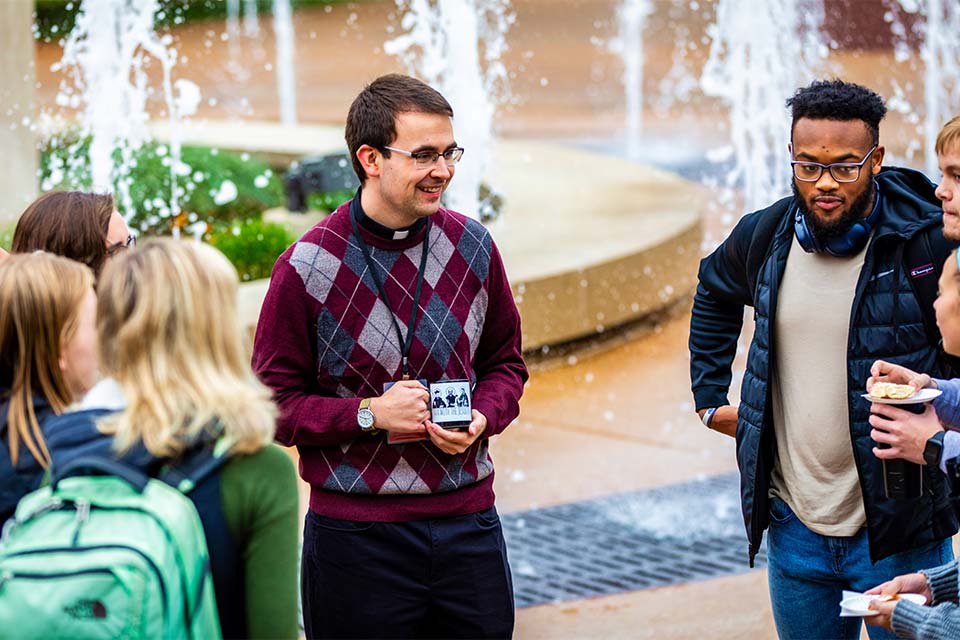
[491,307,780,638]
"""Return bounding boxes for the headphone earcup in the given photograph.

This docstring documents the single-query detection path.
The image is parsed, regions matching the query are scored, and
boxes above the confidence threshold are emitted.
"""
[794,209,821,254]
[794,206,877,257]
[823,221,870,257]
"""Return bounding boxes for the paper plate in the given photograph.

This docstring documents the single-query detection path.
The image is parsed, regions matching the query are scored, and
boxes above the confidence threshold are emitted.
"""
[839,593,926,617]
[861,388,942,405]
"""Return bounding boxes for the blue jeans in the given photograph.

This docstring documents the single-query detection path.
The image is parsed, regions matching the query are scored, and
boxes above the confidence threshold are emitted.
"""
[300,507,514,639]
[767,496,952,640]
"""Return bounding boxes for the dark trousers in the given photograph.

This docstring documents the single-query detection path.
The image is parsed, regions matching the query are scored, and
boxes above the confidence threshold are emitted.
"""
[301,506,515,639]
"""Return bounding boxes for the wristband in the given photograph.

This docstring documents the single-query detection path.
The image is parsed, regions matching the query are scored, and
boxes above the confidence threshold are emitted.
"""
[701,407,718,428]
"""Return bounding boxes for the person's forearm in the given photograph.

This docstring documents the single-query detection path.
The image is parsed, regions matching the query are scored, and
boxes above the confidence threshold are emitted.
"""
[252,260,363,447]
[892,601,960,640]
[924,560,960,605]
[690,284,744,411]
[933,378,960,429]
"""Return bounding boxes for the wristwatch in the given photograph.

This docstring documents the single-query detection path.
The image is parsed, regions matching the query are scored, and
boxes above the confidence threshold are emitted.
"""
[357,398,377,432]
[923,431,946,467]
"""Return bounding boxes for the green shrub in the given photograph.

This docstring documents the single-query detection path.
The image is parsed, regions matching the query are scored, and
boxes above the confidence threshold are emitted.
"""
[0,223,14,252]
[34,0,355,43]
[305,188,354,214]
[39,136,290,280]
[40,137,285,236]
[207,218,294,282]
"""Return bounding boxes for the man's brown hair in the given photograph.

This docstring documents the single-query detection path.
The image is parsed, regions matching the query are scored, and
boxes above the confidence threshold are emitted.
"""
[12,191,115,277]
[345,74,453,184]
[936,115,960,156]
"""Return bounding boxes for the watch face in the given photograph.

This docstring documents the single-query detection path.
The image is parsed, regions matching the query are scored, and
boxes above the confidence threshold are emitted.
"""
[925,434,944,467]
[358,408,375,430]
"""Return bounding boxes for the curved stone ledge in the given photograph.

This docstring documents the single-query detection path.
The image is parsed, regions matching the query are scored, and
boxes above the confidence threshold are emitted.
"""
[234,137,704,352]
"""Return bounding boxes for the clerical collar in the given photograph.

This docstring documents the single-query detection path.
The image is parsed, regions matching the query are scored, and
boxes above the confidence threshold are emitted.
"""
[350,188,427,241]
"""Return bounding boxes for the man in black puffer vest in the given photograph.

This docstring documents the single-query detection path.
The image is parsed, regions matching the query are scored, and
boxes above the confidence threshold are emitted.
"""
[689,79,959,640]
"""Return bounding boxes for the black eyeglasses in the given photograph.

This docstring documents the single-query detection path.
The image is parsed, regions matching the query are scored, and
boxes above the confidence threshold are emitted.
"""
[791,146,878,183]
[383,146,465,169]
[107,234,136,257]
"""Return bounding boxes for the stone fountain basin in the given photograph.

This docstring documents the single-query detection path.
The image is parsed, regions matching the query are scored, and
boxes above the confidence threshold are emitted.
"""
[152,120,704,351]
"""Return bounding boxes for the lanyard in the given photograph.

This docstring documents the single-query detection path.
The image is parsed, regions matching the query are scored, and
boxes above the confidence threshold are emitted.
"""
[349,211,430,380]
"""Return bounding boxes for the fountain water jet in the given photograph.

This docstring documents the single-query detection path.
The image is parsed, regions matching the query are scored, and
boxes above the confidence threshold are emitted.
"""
[902,0,960,177]
[611,0,654,162]
[700,0,825,213]
[273,0,298,126]
[54,0,199,223]
[384,0,513,221]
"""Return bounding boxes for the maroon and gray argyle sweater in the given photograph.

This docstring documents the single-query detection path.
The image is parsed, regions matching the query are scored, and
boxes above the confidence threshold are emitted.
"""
[252,200,528,521]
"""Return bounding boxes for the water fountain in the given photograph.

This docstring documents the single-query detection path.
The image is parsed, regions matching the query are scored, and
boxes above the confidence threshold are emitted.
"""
[610,0,654,162]
[53,0,198,222]
[909,0,960,177]
[384,0,513,220]
[699,0,825,213]
[272,0,298,127]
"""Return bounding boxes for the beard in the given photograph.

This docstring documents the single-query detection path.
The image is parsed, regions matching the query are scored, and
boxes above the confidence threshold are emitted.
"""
[793,179,876,245]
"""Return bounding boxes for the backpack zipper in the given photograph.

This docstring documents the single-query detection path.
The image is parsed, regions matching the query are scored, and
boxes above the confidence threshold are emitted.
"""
[6,568,113,581]
[7,544,168,620]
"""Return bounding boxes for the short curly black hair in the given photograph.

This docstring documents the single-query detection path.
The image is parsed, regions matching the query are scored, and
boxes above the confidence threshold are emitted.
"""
[786,79,887,145]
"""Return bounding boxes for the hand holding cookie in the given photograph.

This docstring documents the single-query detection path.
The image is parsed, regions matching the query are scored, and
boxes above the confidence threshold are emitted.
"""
[869,381,917,400]
[867,360,933,397]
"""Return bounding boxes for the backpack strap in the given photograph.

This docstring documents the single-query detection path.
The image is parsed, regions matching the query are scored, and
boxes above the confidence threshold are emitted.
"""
[158,436,231,495]
[745,197,793,301]
[51,456,150,492]
[903,225,960,376]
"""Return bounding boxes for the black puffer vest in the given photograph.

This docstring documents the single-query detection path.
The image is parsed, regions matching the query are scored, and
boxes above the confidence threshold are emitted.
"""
[692,167,959,565]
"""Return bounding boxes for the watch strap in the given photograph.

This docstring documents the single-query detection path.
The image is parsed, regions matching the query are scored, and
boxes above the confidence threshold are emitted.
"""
[360,398,372,411]
[924,431,946,467]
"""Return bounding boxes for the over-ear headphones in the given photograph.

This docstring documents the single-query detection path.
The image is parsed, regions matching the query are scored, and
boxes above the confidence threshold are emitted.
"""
[794,184,881,257]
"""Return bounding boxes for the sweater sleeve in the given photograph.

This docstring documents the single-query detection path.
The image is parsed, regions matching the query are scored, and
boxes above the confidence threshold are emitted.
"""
[221,444,301,640]
[252,256,364,447]
[892,600,960,640]
[470,241,528,437]
[924,560,960,605]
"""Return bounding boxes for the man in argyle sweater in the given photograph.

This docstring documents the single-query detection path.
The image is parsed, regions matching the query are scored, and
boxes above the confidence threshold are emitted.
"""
[252,74,527,639]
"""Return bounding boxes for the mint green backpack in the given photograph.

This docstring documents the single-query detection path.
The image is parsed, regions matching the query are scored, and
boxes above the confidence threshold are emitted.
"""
[0,457,222,639]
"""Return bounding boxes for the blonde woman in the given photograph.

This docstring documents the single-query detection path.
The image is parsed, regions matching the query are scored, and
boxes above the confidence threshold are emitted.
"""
[46,239,299,640]
[0,252,98,525]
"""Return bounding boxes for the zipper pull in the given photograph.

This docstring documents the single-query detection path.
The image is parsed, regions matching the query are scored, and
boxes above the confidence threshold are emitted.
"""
[75,498,90,524]
[72,498,91,546]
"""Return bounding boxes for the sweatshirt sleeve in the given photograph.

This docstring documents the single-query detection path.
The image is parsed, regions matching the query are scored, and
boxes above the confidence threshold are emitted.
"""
[689,211,759,411]
[933,378,960,430]
[221,445,301,640]
[470,241,528,437]
[252,255,363,447]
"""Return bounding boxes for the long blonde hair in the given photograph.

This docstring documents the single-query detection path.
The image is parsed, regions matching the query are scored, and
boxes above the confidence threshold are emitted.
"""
[0,253,95,467]
[96,239,276,457]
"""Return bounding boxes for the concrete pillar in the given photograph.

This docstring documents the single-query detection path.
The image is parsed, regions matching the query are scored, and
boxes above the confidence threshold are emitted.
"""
[0,0,37,225]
